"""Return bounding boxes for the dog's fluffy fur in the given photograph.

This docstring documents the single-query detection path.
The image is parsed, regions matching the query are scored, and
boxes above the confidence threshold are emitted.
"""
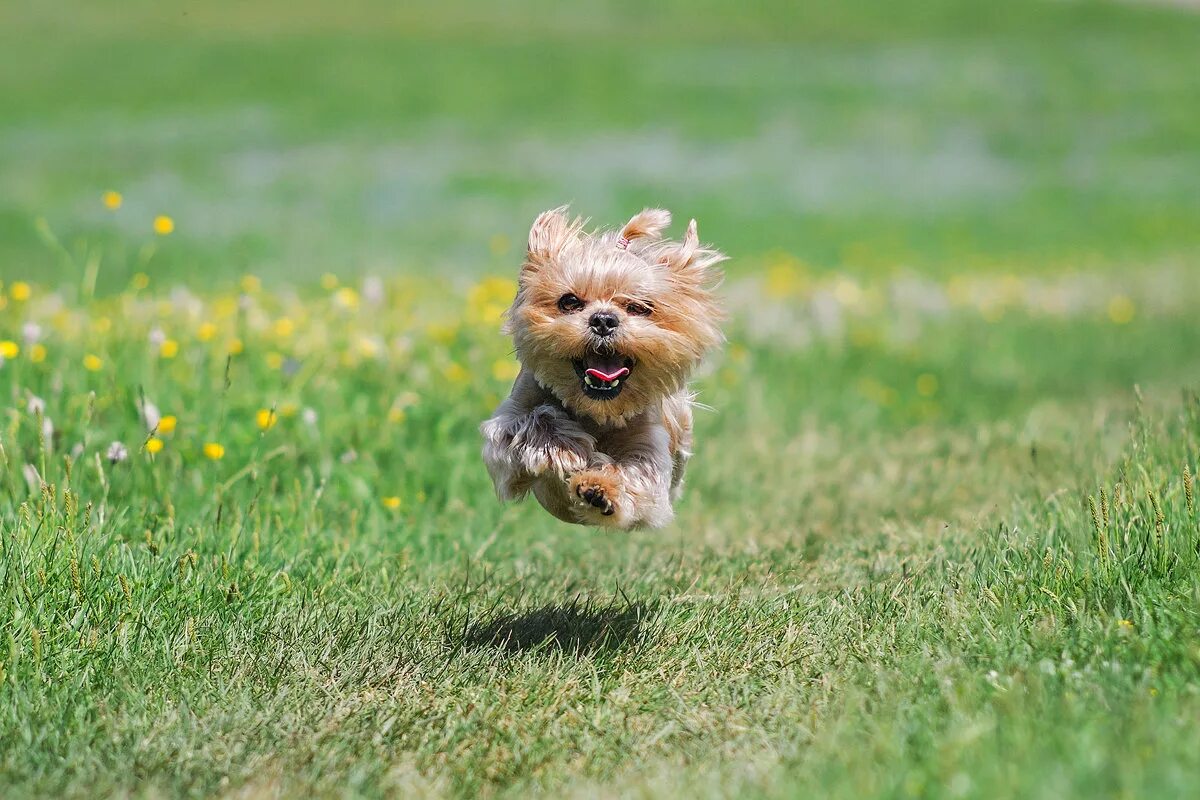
[480,206,724,529]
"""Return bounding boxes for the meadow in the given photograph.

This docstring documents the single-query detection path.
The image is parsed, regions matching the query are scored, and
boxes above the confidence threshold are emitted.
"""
[2,0,1200,797]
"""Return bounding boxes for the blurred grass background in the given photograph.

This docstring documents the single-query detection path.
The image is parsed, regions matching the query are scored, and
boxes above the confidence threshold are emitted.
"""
[3,0,1199,288]
[5,1,1200,798]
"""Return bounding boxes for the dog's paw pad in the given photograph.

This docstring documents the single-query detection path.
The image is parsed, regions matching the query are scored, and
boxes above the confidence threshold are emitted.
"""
[571,473,618,516]
[578,486,613,514]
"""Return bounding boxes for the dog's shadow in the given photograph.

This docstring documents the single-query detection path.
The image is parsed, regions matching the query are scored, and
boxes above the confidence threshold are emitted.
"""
[464,597,651,656]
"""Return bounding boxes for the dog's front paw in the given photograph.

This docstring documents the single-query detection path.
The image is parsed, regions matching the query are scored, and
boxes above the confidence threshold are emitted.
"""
[569,468,625,522]
[498,405,592,478]
[575,480,615,516]
[521,437,590,478]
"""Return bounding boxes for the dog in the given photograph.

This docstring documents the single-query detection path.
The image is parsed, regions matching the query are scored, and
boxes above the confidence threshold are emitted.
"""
[480,207,724,529]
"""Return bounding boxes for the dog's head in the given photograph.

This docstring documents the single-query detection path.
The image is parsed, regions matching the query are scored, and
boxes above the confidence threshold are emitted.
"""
[505,206,724,424]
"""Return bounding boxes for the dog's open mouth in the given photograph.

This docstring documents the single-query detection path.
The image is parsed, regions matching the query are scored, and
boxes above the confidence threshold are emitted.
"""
[572,351,634,400]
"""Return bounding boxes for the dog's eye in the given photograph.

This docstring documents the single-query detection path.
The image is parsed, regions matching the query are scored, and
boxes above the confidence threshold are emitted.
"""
[557,293,585,313]
[626,301,653,317]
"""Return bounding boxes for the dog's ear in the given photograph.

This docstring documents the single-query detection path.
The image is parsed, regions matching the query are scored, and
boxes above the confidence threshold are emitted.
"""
[523,206,580,283]
[527,206,572,258]
[658,219,724,287]
[617,208,671,249]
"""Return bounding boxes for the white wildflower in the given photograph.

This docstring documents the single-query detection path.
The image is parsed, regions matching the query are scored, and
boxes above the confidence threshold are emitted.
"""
[106,441,129,463]
[22,322,42,344]
[169,286,203,317]
[302,407,318,426]
[139,399,161,432]
[148,327,167,348]
[809,289,844,340]
[363,276,385,305]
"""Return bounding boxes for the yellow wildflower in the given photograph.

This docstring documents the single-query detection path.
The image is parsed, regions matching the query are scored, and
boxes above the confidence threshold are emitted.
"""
[442,362,469,384]
[159,339,179,359]
[83,354,103,372]
[381,496,402,510]
[256,408,277,431]
[202,442,225,460]
[480,303,508,324]
[833,277,862,307]
[334,286,360,310]
[102,190,123,210]
[467,277,517,324]
[491,358,520,382]
[30,344,47,363]
[765,258,808,298]
[426,322,459,344]
[387,407,406,424]
[153,215,175,235]
[265,351,284,370]
[945,276,971,306]
[227,338,244,355]
[197,321,217,341]
[145,437,164,454]
[240,274,261,293]
[355,336,381,358]
[320,273,339,290]
[279,402,299,418]
[999,274,1025,304]
[471,276,517,304]
[1108,295,1134,325]
[857,377,896,407]
[212,297,238,319]
[916,373,939,398]
[158,415,177,434]
[272,317,295,337]
[0,340,18,359]
[10,282,31,302]
[131,273,150,290]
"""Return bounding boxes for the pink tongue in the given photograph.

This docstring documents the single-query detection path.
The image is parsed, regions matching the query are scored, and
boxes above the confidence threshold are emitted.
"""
[584,353,630,382]
[586,366,630,382]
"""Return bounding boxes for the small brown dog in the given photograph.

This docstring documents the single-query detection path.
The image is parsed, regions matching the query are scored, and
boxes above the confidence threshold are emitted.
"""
[481,207,724,529]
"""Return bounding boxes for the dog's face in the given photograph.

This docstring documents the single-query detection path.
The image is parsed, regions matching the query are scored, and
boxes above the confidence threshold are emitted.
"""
[505,207,723,424]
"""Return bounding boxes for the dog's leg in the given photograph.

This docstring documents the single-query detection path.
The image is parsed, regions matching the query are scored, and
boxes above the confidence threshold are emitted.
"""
[660,392,695,502]
[481,371,594,500]
[567,416,674,530]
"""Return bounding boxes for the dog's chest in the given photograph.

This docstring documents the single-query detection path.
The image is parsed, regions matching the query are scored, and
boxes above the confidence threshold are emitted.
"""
[572,407,661,456]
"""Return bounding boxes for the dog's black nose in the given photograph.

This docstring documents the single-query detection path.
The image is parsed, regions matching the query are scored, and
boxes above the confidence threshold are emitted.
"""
[589,311,620,337]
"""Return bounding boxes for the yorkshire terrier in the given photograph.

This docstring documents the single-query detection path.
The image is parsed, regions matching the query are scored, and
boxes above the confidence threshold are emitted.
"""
[481,207,724,530]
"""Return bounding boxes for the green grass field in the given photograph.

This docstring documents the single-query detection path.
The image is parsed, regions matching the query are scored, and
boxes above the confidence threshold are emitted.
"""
[3,0,1200,797]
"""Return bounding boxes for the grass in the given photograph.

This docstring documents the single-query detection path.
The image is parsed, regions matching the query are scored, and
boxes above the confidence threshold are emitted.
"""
[4,0,1200,287]
[3,0,1200,797]
[3,260,1199,799]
